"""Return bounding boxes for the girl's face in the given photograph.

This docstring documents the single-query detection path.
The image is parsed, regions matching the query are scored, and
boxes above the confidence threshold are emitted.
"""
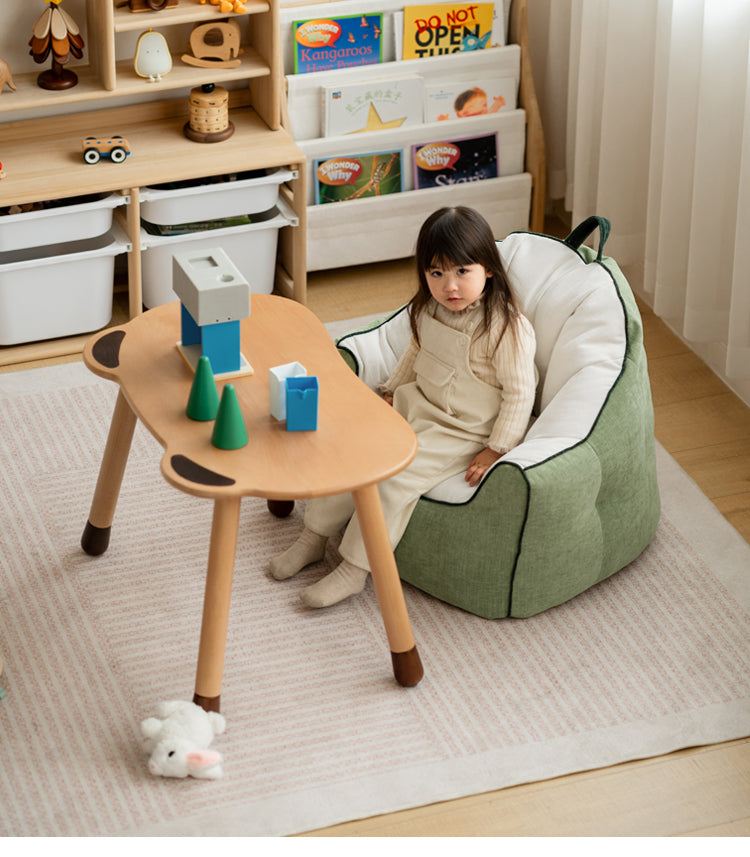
[425,262,489,312]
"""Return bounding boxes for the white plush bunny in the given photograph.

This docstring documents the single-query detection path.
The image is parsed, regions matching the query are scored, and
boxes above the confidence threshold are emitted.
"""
[141,700,226,779]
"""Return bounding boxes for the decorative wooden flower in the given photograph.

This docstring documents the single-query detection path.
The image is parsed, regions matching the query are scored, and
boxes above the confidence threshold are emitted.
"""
[28,0,85,91]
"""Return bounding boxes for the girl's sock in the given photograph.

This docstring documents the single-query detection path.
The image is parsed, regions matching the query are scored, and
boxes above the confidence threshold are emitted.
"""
[300,560,369,608]
[269,528,327,580]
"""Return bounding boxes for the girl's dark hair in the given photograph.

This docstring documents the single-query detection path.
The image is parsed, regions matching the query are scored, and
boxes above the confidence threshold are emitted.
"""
[409,206,520,347]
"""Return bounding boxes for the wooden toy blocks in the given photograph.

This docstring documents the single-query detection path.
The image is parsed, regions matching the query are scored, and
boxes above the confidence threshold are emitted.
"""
[286,376,319,431]
[269,362,319,430]
[172,247,252,378]
[269,362,306,421]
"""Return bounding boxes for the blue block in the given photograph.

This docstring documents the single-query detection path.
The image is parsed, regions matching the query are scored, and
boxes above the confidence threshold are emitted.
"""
[286,376,318,431]
[202,320,240,375]
[181,304,201,347]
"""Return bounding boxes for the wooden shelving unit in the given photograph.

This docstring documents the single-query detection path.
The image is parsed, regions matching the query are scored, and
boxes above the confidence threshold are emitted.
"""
[0,0,306,368]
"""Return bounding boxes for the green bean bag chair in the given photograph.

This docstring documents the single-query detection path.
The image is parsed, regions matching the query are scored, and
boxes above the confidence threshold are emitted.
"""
[337,217,660,618]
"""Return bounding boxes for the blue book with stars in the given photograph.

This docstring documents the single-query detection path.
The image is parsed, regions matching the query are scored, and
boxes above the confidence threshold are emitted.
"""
[412,132,499,189]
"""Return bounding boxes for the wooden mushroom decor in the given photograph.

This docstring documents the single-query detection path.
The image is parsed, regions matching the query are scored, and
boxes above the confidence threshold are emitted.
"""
[29,0,85,91]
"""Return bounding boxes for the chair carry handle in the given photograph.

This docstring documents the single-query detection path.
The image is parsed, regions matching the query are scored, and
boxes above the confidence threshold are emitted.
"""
[564,215,611,261]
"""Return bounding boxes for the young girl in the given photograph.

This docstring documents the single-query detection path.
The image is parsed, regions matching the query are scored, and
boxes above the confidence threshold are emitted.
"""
[270,206,537,608]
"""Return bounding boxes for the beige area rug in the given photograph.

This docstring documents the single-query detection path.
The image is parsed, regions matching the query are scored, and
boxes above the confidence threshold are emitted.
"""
[1,352,749,837]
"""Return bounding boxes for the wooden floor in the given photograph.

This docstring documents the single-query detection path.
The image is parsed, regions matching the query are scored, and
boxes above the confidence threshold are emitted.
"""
[2,247,748,836]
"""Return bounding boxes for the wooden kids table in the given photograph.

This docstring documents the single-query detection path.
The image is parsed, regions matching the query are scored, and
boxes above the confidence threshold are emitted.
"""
[80,295,422,712]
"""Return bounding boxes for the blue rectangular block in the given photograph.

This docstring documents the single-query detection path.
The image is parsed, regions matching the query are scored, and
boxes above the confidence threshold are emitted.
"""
[202,319,240,375]
[180,304,202,347]
[286,376,319,431]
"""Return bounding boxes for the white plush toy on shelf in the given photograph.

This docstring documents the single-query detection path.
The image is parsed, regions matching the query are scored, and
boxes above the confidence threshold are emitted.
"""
[134,29,172,82]
[141,700,226,779]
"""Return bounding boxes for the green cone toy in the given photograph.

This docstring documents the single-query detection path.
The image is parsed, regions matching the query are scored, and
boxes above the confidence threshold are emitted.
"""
[211,384,248,449]
[186,355,220,421]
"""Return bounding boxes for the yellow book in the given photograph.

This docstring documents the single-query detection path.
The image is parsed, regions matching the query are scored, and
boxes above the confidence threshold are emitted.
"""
[402,3,495,61]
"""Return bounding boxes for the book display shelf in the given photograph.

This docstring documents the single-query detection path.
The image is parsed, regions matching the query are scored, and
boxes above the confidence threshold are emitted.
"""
[281,0,545,270]
[0,0,306,367]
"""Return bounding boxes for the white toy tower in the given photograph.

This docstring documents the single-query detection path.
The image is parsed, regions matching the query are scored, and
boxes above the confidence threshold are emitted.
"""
[172,247,252,378]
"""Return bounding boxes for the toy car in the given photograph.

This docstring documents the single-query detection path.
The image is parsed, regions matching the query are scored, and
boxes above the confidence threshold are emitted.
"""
[82,135,131,164]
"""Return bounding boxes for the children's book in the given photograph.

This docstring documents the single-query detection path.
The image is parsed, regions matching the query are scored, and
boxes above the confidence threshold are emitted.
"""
[401,3,495,60]
[322,76,424,137]
[293,14,384,74]
[314,150,404,204]
[424,76,516,122]
[412,132,499,189]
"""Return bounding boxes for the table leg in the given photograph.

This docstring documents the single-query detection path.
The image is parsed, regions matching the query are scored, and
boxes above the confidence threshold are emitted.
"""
[267,499,295,518]
[193,496,241,714]
[81,390,138,556]
[352,484,424,687]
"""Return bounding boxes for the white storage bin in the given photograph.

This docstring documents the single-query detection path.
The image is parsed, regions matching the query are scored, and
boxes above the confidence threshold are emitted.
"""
[0,231,130,346]
[306,173,532,270]
[139,168,298,226]
[140,200,298,308]
[0,193,127,253]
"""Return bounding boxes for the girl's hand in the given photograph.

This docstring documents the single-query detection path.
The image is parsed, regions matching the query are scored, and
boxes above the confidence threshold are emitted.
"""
[382,391,394,406]
[465,448,502,487]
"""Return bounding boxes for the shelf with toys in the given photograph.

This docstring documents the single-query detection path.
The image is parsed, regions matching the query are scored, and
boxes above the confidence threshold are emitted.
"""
[1,1,276,112]
[111,0,265,32]
[0,0,306,367]
[94,0,275,98]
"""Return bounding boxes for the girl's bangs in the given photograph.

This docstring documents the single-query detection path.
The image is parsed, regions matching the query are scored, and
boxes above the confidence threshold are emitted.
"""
[423,231,478,270]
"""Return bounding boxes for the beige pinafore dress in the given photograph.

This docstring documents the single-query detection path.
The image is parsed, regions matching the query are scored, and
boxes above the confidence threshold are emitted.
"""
[305,305,504,570]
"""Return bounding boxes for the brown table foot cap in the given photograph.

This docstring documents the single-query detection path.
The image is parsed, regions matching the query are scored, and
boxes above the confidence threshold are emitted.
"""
[81,520,111,556]
[268,499,295,518]
[193,693,221,713]
[391,645,424,687]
